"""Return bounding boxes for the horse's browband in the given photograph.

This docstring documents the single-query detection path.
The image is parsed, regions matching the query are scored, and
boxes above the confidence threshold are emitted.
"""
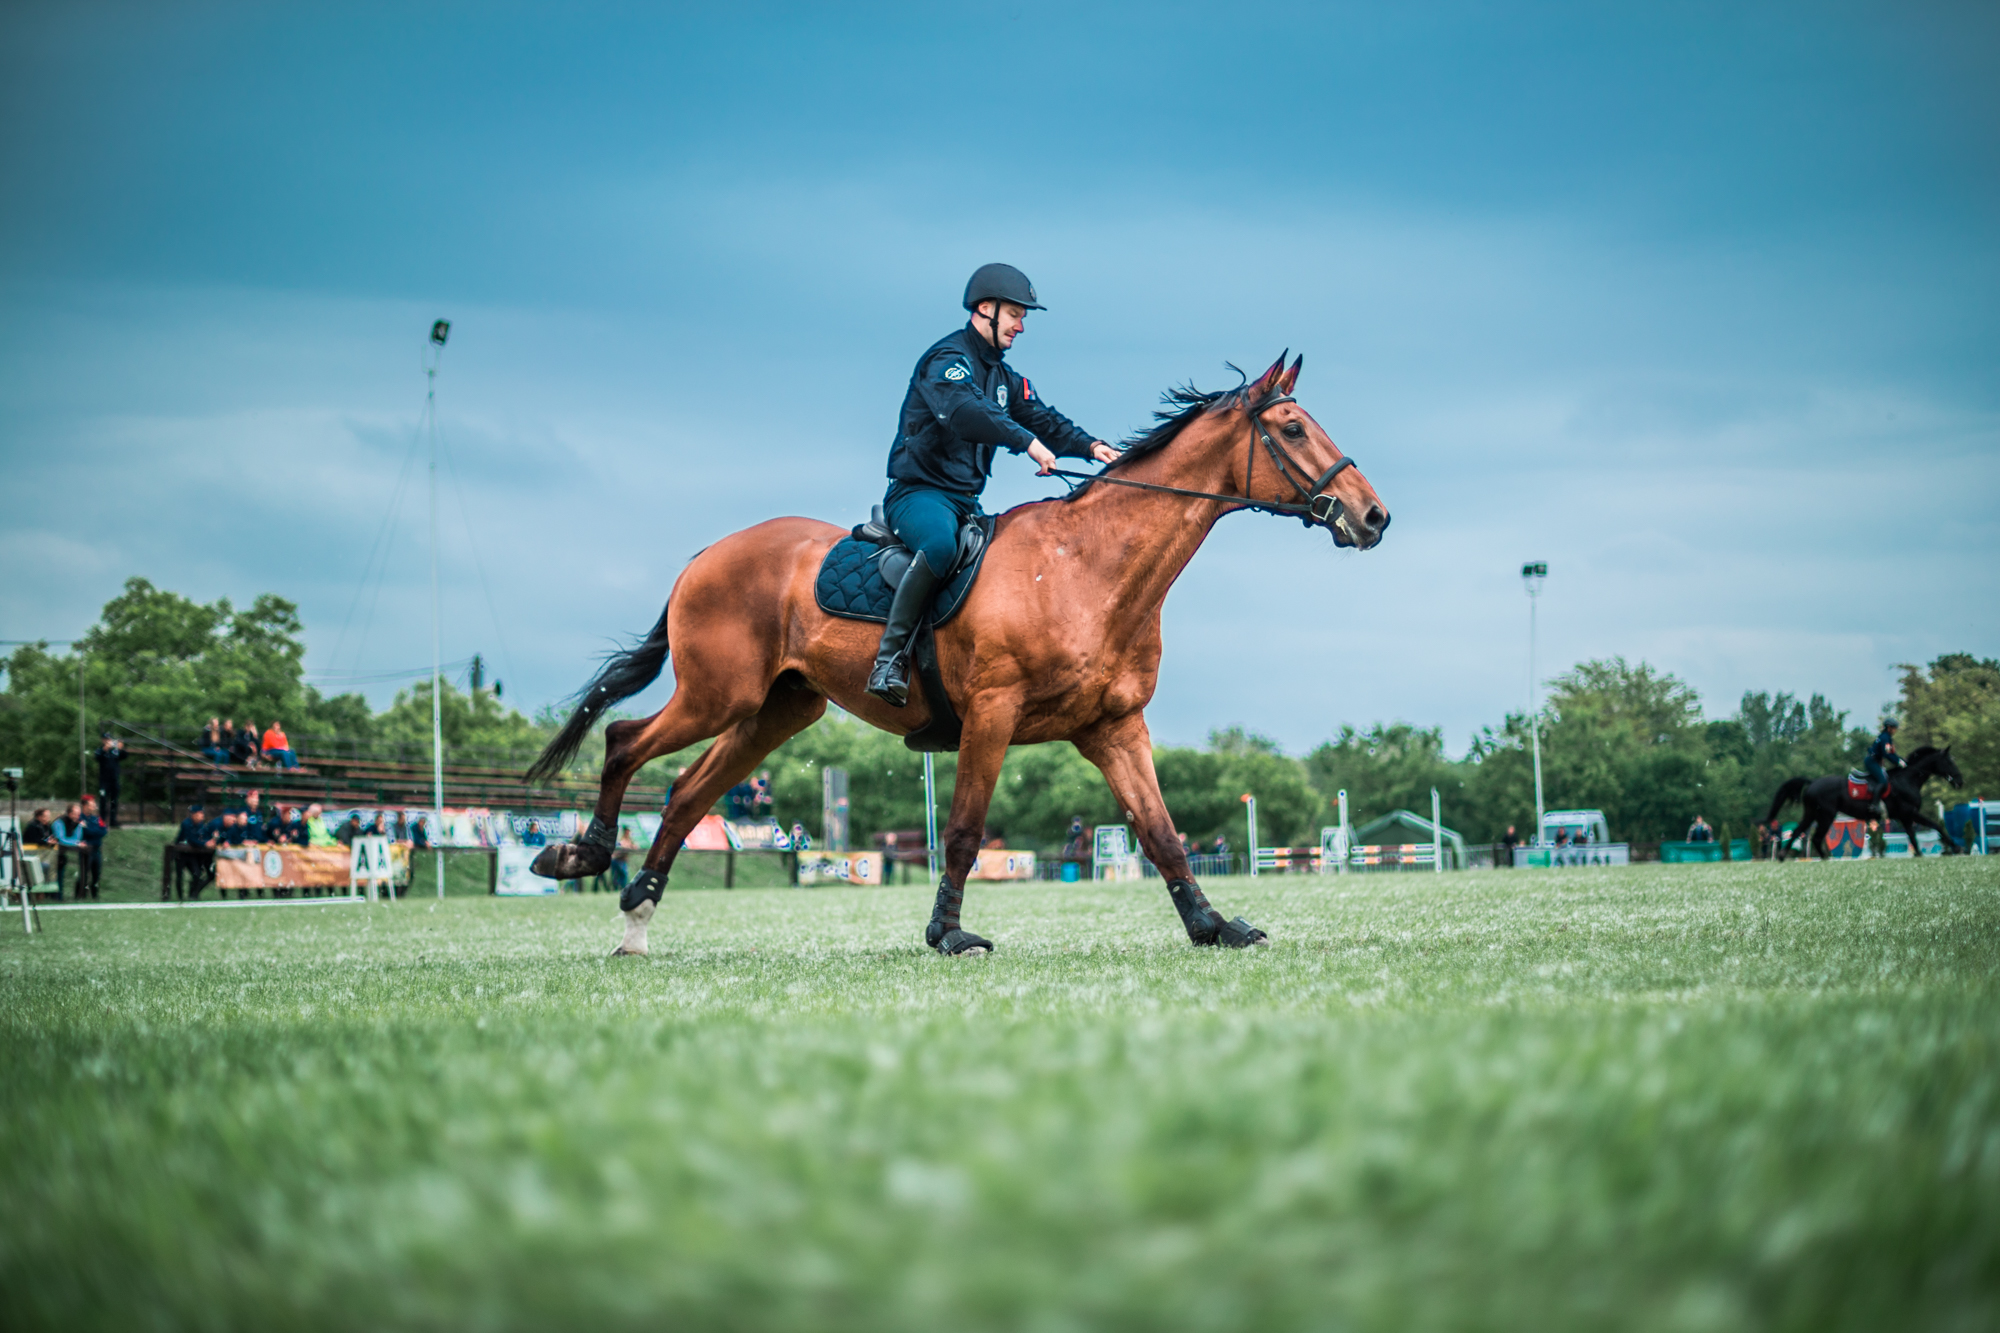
[1045,393,1357,529]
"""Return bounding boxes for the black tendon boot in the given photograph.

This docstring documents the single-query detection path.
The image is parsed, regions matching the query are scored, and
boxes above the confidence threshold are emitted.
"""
[1166,878,1268,948]
[866,553,943,707]
[925,876,994,955]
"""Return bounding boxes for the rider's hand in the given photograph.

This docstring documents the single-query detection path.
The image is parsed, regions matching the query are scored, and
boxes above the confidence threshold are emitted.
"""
[1027,440,1058,475]
[1090,441,1121,466]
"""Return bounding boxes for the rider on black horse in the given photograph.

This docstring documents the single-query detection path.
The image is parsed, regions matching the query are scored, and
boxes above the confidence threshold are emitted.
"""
[1865,717,1902,813]
[865,263,1121,707]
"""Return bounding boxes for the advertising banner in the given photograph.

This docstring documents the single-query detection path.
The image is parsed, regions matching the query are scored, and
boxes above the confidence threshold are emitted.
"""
[215,846,371,891]
[683,814,738,852]
[495,845,557,895]
[796,851,883,885]
[969,849,1036,880]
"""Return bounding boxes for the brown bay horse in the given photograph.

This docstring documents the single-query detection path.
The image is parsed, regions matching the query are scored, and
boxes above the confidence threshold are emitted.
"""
[526,353,1391,955]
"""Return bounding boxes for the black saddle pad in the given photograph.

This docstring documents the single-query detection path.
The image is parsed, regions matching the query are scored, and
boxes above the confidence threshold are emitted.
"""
[814,514,995,627]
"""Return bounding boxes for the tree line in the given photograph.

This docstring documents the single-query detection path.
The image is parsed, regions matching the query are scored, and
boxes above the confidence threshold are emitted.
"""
[5,578,1995,851]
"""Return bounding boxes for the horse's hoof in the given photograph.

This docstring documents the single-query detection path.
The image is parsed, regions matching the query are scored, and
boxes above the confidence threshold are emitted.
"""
[610,945,647,958]
[532,842,611,880]
[929,927,994,956]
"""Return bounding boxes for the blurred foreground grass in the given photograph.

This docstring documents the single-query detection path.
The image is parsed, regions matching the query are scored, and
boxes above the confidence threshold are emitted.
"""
[2,860,1996,1330]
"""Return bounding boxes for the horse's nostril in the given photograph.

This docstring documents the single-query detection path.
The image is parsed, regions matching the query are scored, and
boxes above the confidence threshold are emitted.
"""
[1367,505,1389,531]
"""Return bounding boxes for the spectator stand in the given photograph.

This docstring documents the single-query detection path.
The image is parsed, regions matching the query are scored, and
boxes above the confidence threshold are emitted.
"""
[108,719,671,824]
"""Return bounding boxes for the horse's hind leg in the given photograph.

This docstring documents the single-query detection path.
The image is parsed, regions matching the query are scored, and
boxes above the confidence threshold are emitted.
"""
[530,687,758,881]
[614,674,827,957]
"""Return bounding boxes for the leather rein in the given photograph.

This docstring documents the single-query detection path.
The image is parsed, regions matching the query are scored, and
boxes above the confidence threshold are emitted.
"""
[1043,392,1357,530]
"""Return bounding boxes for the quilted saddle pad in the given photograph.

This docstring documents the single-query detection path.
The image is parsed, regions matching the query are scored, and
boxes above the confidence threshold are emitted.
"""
[813,514,995,627]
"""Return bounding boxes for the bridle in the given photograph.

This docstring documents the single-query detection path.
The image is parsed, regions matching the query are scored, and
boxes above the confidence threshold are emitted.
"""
[1045,391,1358,531]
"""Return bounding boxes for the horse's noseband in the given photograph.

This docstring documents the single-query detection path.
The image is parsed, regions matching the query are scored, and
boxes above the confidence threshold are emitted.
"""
[1045,390,1360,531]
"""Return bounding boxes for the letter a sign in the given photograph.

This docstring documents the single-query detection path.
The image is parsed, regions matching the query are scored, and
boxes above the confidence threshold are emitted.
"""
[350,835,394,902]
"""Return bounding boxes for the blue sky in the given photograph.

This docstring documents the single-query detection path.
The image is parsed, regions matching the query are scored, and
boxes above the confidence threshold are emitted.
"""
[3,2,1995,753]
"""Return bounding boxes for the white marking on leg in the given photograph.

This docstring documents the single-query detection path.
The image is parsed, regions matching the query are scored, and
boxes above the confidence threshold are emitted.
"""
[617,899,656,956]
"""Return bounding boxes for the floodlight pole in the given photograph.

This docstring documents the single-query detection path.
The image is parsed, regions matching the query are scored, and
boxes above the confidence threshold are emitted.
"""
[425,323,449,900]
[1522,562,1547,844]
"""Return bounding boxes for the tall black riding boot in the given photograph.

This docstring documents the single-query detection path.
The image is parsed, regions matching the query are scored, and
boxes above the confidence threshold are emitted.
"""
[867,553,942,707]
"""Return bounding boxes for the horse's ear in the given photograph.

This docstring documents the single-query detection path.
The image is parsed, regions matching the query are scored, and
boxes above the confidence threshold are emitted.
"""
[1277,353,1302,395]
[1250,350,1288,398]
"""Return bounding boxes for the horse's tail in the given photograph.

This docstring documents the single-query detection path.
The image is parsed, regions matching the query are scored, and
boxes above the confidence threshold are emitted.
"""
[1764,776,1810,824]
[526,599,673,784]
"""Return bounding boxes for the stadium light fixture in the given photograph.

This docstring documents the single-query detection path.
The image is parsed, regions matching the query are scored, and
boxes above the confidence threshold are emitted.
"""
[430,319,450,347]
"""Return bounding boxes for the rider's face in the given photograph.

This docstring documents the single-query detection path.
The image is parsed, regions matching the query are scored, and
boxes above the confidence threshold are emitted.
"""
[975,300,1027,348]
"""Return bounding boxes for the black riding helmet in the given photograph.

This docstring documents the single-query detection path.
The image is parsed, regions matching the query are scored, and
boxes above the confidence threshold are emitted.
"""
[963,262,1045,312]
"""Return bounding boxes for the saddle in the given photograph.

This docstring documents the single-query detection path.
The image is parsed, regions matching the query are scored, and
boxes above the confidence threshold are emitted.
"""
[815,507,994,625]
[814,507,997,754]
[1846,770,1876,803]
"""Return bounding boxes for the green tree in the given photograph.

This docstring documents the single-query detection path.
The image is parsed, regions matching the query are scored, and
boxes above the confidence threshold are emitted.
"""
[0,578,370,795]
[1897,654,2000,797]
[1535,657,1711,843]
[1304,723,1463,831]
[1154,730,1324,849]
[376,678,548,761]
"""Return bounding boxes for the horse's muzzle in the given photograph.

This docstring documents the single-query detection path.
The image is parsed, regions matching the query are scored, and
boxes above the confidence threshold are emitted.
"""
[1332,504,1391,550]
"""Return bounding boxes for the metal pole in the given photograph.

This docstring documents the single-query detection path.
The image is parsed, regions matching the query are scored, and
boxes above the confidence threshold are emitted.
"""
[922,753,939,881]
[78,648,86,801]
[1523,562,1547,844]
[1244,794,1258,878]
[1338,789,1350,874]
[427,352,445,900]
[1431,786,1443,873]
[12,782,34,935]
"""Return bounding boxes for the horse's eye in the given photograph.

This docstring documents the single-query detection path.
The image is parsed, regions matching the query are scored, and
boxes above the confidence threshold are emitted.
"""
[1282,421,1305,439]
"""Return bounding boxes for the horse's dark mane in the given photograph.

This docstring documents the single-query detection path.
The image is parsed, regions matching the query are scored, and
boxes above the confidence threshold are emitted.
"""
[1907,744,1942,764]
[1061,379,1244,501]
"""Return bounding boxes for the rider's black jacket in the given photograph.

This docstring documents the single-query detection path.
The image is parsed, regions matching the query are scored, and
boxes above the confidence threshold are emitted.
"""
[886,323,1098,496]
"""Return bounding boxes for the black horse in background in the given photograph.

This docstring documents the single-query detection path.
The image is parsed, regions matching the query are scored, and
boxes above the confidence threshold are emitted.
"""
[1764,745,1966,860]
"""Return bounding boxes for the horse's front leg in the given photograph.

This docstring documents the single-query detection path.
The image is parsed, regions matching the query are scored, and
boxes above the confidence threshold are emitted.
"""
[1075,712,1266,948]
[925,698,1021,956]
[1898,807,1956,855]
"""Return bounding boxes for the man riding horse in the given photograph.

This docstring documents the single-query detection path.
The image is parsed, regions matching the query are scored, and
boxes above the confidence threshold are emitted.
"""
[1863,717,1901,815]
[523,263,1391,957]
[867,263,1122,706]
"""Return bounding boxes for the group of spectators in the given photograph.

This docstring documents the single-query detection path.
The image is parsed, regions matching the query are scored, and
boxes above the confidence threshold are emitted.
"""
[170,793,433,898]
[198,717,297,770]
[722,771,775,822]
[17,799,110,900]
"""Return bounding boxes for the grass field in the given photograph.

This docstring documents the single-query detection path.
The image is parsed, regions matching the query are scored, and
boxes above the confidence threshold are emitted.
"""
[3,859,1995,1330]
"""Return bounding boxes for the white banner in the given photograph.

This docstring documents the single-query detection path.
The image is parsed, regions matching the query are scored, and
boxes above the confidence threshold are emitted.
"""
[495,845,557,895]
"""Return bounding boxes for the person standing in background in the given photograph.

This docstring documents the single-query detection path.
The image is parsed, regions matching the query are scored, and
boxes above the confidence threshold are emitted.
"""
[51,802,86,899]
[94,733,125,828]
[175,802,217,898]
[76,797,108,900]
[1499,824,1520,868]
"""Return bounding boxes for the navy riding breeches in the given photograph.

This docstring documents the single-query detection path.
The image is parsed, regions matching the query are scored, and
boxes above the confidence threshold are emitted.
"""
[884,482,978,576]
